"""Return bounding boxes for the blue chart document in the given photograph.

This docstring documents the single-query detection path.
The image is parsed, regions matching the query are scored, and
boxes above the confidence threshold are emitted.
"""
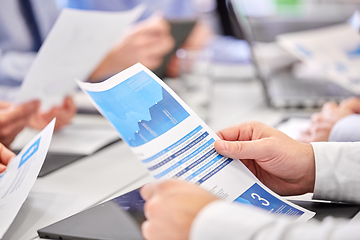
[86,70,189,147]
[78,63,315,221]
[0,120,55,238]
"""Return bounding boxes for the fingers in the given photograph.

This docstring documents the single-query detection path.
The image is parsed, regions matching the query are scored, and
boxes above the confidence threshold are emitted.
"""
[140,182,157,201]
[0,117,30,147]
[0,100,40,126]
[340,97,360,113]
[214,138,276,161]
[29,97,76,131]
[216,122,273,142]
[0,143,15,173]
[0,101,11,109]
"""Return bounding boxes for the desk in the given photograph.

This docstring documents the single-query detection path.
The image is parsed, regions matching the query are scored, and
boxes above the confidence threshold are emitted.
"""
[4,119,149,240]
[5,78,359,240]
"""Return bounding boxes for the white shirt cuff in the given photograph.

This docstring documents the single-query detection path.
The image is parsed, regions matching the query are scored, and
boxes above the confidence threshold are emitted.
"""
[190,201,275,240]
[311,142,360,203]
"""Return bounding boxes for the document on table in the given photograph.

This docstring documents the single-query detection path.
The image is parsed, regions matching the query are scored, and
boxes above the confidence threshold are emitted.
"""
[11,123,120,155]
[78,63,315,221]
[276,117,311,140]
[0,119,55,239]
[15,6,144,111]
[277,23,360,93]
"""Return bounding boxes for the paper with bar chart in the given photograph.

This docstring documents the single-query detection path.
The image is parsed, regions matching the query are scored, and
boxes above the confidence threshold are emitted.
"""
[78,63,315,221]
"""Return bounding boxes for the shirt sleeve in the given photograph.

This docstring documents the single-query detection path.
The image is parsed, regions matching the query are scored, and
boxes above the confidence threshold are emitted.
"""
[190,201,360,240]
[191,141,360,240]
[328,114,360,142]
[311,142,360,203]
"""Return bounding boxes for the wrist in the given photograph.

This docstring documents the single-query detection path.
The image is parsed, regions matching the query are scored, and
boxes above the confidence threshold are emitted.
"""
[302,143,316,193]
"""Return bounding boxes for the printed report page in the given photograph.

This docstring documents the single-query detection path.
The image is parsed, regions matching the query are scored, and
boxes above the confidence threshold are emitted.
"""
[78,63,315,221]
[0,120,55,238]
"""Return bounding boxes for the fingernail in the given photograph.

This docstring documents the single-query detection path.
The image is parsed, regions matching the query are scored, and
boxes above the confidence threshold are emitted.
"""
[217,140,228,151]
[0,165,6,173]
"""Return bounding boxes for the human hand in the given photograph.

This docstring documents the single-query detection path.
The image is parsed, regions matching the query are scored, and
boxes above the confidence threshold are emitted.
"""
[0,100,40,147]
[0,143,15,173]
[89,14,175,82]
[166,23,213,78]
[29,96,76,132]
[214,121,315,196]
[298,101,355,143]
[339,97,360,113]
[140,180,218,240]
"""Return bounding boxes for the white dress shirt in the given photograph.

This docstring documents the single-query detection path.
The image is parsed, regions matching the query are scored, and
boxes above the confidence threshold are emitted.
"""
[190,142,360,240]
[0,0,58,101]
[329,114,360,142]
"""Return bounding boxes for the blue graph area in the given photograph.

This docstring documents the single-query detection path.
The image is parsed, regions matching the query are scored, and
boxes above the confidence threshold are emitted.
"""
[87,71,190,147]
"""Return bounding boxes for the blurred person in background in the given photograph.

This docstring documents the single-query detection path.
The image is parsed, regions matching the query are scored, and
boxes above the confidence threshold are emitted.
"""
[0,0,76,132]
[0,0,204,133]
[62,0,214,79]
[298,97,360,142]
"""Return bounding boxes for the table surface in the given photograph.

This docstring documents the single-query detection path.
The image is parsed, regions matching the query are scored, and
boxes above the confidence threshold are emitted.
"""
[4,77,359,240]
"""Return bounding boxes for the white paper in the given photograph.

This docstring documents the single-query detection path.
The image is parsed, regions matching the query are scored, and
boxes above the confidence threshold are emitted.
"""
[0,119,55,239]
[11,123,120,155]
[15,6,144,111]
[277,23,360,93]
[78,63,315,221]
[47,124,120,155]
[276,117,311,140]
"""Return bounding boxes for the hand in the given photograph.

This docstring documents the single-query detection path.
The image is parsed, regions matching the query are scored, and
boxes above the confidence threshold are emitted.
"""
[140,180,218,240]
[0,100,40,147]
[298,101,355,142]
[166,22,213,78]
[339,97,360,113]
[214,121,315,196]
[89,14,175,82]
[29,97,76,132]
[0,143,15,173]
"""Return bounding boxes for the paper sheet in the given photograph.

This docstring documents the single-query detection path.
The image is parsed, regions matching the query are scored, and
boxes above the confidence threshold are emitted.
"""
[15,6,144,111]
[0,119,55,239]
[11,123,120,155]
[277,23,360,93]
[78,63,315,221]
[276,117,311,140]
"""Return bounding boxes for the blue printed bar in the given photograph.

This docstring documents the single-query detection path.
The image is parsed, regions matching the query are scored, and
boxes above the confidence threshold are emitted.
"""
[196,158,233,185]
[154,138,215,179]
[142,125,203,163]
[148,132,209,171]
[173,148,216,178]
[185,154,224,181]
[19,137,41,168]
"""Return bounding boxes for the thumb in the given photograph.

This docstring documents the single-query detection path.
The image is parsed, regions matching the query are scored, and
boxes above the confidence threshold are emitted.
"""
[214,139,272,160]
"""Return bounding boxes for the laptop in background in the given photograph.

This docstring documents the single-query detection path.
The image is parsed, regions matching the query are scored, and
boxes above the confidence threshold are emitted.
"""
[227,0,356,108]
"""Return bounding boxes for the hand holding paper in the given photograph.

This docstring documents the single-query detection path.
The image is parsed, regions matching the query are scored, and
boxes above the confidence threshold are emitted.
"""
[0,119,55,238]
[15,6,144,111]
[0,100,40,147]
[29,96,77,132]
[89,13,174,82]
[0,144,16,173]
[215,122,316,196]
[78,63,314,221]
